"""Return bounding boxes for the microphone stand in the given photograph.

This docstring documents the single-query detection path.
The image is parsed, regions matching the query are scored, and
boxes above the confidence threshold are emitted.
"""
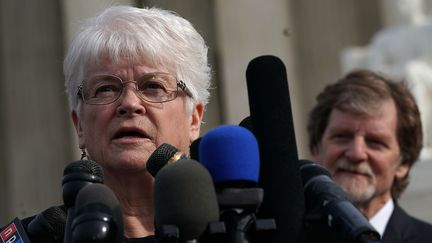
[156,224,180,243]
[216,187,276,243]
[155,186,276,243]
[156,225,202,243]
[220,209,255,243]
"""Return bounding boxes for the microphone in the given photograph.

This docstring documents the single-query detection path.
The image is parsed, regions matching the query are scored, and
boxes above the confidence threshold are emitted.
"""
[153,159,219,242]
[62,160,103,243]
[238,116,254,133]
[199,125,260,188]
[189,138,201,161]
[199,125,275,243]
[1,218,32,243]
[1,205,66,243]
[246,55,304,242]
[147,143,188,177]
[71,183,123,243]
[299,160,380,243]
[26,205,67,243]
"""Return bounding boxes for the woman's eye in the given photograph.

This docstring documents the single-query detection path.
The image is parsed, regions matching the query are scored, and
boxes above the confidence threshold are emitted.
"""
[96,85,116,92]
[142,81,166,90]
[93,84,120,97]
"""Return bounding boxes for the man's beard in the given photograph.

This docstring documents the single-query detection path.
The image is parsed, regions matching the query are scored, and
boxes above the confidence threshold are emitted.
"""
[333,158,376,204]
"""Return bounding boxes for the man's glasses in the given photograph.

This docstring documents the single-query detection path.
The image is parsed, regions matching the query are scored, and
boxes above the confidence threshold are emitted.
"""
[77,72,192,105]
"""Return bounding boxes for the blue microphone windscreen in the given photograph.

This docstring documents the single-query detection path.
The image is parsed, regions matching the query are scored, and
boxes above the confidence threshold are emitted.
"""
[199,125,260,184]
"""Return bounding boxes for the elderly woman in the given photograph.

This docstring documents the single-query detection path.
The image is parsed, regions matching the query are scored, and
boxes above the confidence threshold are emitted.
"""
[63,5,211,240]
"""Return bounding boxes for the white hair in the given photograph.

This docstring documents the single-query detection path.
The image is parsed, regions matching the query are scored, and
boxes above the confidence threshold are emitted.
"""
[64,5,211,112]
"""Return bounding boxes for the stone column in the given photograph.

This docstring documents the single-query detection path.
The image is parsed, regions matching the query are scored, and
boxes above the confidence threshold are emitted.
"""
[0,0,71,224]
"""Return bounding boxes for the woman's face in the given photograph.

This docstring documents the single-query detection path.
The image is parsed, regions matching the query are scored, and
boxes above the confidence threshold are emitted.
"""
[72,59,203,173]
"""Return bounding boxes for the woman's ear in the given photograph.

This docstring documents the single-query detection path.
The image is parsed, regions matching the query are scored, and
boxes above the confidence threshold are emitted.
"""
[189,103,204,142]
[72,110,86,149]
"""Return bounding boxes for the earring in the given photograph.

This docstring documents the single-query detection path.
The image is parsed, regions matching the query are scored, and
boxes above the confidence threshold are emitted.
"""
[80,149,89,160]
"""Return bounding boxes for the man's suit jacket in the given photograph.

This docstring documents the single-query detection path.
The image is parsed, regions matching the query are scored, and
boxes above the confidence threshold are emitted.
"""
[381,203,432,243]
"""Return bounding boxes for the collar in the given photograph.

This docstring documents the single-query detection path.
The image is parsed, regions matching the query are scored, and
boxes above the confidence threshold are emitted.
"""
[369,198,394,236]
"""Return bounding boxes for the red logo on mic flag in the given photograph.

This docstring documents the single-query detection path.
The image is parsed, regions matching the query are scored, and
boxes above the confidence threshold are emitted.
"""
[1,218,28,243]
[0,222,16,241]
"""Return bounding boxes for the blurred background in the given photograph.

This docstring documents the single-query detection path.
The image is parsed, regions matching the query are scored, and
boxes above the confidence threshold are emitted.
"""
[1,0,432,225]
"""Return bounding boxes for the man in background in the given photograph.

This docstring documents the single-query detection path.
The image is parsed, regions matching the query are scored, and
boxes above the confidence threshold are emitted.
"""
[307,70,432,242]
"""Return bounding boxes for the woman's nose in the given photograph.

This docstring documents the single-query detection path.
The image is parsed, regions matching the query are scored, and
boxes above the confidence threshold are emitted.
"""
[116,84,146,116]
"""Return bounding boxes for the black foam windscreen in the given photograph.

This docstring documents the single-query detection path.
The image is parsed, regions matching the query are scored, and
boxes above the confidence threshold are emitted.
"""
[62,160,104,243]
[153,159,219,242]
[189,137,201,161]
[27,205,67,243]
[72,183,123,243]
[238,116,254,133]
[41,206,67,239]
[146,143,187,177]
[62,160,104,208]
[63,160,103,178]
[246,55,304,242]
[74,184,121,215]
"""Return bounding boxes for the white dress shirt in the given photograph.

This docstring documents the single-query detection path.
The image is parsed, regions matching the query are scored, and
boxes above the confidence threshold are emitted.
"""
[369,198,394,236]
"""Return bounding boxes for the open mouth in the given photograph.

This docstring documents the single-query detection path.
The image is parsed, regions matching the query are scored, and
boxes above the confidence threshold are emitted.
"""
[113,128,149,140]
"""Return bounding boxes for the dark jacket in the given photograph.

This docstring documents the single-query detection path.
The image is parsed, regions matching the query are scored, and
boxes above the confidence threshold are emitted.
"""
[381,203,432,243]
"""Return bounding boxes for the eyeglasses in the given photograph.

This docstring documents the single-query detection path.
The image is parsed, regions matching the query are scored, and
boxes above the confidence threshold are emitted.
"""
[77,72,192,105]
